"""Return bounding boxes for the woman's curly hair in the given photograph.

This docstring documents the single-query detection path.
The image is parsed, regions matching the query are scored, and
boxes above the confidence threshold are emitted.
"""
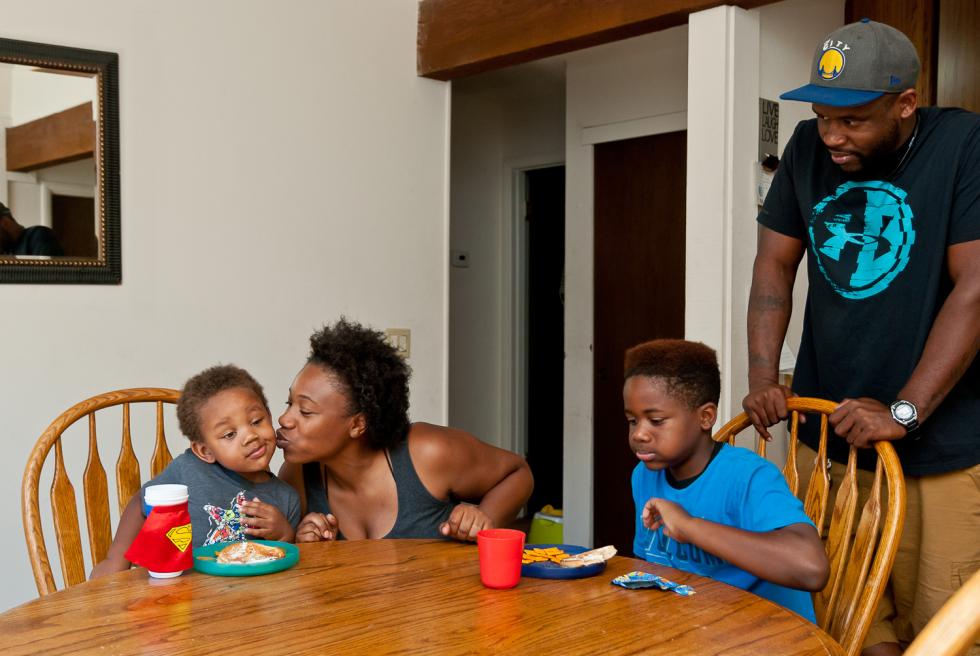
[177,364,269,443]
[308,317,411,450]
[623,339,720,409]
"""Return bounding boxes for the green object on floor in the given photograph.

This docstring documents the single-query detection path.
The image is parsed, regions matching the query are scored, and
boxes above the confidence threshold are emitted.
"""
[528,504,563,544]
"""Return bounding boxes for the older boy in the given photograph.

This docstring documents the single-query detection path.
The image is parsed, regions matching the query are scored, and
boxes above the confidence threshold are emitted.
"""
[627,339,828,622]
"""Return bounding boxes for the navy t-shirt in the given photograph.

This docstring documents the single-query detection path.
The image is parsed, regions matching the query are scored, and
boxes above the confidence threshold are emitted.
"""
[758,107,980,476]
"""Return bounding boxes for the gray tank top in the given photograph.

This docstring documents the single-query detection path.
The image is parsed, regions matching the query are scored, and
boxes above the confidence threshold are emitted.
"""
[302,437,455,539]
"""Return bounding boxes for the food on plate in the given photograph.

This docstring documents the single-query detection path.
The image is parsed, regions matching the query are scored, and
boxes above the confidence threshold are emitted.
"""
[215,541,286,564]
[559,545,617,568]
[522,546,570,565]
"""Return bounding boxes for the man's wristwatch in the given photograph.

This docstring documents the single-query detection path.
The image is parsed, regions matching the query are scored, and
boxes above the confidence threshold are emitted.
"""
[890,399,920,434]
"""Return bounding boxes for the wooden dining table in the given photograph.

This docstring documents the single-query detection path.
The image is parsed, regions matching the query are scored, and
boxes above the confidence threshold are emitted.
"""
[0,539,842,655]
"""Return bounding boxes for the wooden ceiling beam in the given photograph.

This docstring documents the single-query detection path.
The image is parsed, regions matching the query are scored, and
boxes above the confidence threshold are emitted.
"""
[6,102,95,172]
[418,0,782,80]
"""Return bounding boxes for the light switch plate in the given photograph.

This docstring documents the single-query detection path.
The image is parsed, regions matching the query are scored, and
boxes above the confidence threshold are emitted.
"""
[384,328,411,358]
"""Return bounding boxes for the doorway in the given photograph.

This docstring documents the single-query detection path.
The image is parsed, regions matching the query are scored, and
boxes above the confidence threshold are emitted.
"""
[524,166,565,516]
[592,131,687,554]
[51,194,97,257]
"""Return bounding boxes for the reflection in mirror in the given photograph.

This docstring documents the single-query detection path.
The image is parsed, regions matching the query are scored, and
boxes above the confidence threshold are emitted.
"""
[0,39,118,284]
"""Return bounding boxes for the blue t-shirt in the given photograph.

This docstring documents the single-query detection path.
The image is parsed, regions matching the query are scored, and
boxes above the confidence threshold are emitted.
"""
[632,444,817,622]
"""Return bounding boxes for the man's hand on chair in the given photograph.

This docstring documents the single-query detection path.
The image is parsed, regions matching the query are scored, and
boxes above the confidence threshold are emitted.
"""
[830,398,907,448]
[742,383,796,441]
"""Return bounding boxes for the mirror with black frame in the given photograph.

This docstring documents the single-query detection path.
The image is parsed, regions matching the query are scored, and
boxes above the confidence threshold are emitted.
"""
[0,38,119,284]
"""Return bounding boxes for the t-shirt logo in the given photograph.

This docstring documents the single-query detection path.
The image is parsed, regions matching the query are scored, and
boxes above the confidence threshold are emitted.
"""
[809,180,915,299]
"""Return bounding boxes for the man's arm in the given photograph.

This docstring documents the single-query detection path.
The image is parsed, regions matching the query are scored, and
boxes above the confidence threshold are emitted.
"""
[831,239,980,446]
[743,226,806,439]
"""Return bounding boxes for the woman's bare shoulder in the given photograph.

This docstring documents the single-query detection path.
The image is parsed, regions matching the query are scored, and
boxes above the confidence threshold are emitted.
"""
[406,423,482,471]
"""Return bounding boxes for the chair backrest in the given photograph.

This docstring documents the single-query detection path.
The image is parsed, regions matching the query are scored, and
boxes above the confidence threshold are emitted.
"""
[21,388,180,596]
[904,568,980,656]
[713,397,906,656]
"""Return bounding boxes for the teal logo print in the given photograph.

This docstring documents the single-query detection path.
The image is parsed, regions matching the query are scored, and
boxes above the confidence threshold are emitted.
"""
[809,181,915,299]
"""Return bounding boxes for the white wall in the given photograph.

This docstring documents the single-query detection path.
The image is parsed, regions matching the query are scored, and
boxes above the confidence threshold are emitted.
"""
[0,0,449,611]
[756,0,845,358]
[563,27,689,547]
[685,0,843,465]
[449,62,565,450]
[7,63,97,126]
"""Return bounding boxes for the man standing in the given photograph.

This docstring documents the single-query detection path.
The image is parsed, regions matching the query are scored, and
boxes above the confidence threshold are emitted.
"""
[0,201,64,256]
[743,19,979,656]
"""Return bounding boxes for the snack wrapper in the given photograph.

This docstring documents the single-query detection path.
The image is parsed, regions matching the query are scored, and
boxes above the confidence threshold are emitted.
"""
[611,571,696,596]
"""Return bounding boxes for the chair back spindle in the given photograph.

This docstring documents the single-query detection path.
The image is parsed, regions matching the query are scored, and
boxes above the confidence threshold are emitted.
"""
[82,413,111,566]
[50,440,86,588]
[116,403,141,515]
[150,401,173,477]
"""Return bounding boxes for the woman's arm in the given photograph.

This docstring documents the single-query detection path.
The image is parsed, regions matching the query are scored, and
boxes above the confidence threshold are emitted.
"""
[90,494,143,579]
[644,497,828,591]
[411,423,533,541]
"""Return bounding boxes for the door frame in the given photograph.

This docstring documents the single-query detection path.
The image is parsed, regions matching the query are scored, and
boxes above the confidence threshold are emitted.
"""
[500,156,564,458]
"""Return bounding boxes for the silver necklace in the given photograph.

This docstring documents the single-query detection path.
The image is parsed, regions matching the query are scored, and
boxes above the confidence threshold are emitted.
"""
[888,114,920,179]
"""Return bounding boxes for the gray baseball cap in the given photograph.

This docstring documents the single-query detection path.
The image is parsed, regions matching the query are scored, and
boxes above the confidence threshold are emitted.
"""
[781,18,920,107]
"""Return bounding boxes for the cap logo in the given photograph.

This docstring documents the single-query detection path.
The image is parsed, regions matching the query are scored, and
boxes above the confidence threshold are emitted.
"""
[818,45,847,80]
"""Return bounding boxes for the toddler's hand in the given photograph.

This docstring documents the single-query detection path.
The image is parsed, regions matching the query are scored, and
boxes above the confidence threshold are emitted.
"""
[439,503,492,542]
[642,498,694,543]
[241,497,295,542]
[296,512,339,543]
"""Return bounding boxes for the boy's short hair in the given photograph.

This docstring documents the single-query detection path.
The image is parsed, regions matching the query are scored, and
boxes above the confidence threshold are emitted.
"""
[308,317,411,451]
[177,364,269,443]
[624,339,720,409]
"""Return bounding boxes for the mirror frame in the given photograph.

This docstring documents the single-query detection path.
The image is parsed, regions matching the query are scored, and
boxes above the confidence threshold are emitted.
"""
[0,38,119,284]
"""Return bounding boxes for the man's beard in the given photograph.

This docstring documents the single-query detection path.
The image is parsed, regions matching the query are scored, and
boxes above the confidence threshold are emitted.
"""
[840,119,905,176]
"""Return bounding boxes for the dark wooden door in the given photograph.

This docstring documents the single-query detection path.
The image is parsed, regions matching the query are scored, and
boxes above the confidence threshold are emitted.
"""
[525,166,565,516]
[51,194,97,257]
[593,131,686,555]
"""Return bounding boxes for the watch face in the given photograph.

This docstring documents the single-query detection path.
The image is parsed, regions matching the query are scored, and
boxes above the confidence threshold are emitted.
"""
[894,402,915,421]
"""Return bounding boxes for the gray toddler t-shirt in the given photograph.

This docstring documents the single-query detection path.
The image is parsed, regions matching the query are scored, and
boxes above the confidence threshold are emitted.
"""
[141,449,301,547]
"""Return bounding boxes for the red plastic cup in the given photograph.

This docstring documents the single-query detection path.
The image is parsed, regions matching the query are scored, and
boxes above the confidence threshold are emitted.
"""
[477,528,525,589]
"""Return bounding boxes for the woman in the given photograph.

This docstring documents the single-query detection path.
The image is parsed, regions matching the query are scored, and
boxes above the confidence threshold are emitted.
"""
[277,318,533,542]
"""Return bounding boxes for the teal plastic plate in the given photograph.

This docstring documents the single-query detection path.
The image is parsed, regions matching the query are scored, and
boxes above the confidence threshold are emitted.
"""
[193,540,299,577]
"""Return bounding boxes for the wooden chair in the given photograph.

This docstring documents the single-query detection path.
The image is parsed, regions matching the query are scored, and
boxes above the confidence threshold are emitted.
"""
[21,388,180,596]
[713,397,906,656]
[904,568,980,656]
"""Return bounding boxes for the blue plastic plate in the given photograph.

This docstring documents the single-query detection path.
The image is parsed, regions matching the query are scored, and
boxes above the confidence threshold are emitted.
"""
[193,540,299,577]
[521,543,607,580]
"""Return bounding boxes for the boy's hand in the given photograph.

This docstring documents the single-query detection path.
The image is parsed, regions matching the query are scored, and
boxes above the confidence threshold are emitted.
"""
[241,497,295,542]
[642,498,694,543]
[439,503,492,542]
[296,512,339,543]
